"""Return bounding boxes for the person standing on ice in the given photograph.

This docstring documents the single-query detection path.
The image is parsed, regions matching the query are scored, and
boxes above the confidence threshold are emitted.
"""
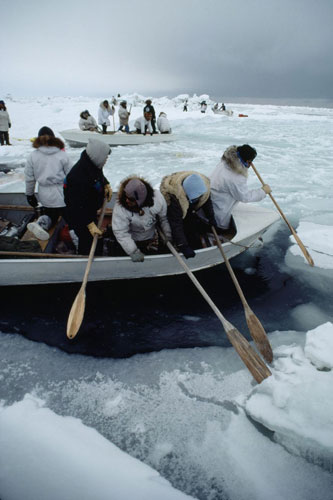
[118,101,131,133]
[183,99,188,112]
[25,126,72,241]
[143,99,157,133]
[134,112,153,135]
[160,172,217,259]
[210,144,271,230]
[0,100,12,146]
[98,100,115,134]
[63,138,112,255]
[79,110,98,131]
[200,101,207,113]
[112,176,172,262]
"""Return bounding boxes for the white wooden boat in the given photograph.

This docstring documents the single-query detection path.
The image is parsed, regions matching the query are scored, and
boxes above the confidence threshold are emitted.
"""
[212,109,233,116]
[0,193,279,286]
[60,129,176,147]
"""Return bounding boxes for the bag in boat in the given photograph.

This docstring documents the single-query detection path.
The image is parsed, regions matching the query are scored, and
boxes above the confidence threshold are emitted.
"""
[0,235,41,253]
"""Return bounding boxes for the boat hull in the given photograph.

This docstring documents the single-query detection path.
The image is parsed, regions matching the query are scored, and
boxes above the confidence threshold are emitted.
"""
[60,129,176,147]
[0,193,279,286]
[212,109,233,116]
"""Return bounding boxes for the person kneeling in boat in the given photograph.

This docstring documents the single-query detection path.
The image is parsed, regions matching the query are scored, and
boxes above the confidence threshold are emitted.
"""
[157,112,171,134]
[112,176,172,262]
[210,144,271,230]
[134,112,153,135]
[79,110,98,131]
[25,126,72,241]
[160,172,217,259]
[63,138,112,255]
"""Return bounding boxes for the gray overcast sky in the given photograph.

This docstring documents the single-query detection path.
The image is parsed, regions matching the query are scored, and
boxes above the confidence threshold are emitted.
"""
[1,0,332,98]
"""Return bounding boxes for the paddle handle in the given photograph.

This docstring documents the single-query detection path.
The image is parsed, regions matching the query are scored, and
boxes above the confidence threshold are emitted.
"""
[250,162,314,266]
[211,227,247,306]
[81,198,108,288]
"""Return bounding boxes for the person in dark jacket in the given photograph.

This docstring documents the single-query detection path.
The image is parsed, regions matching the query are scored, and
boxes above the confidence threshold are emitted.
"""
[63,138,112,255]
[143,99,157,133]
[160,171,217,259]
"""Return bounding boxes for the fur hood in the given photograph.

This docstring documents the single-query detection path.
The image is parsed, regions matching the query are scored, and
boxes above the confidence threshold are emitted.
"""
[160,170,211,218]
[222,146,249,178]
[32,135,64,150]
[99,101,112,112]
[117,176,155,209]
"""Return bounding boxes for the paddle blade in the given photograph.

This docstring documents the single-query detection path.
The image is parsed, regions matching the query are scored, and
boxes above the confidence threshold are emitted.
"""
[245,307,273,363]
[67,287,86,339]
[222,321,272,383]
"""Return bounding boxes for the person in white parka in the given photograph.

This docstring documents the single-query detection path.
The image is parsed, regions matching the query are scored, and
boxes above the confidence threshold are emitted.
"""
[25,126,72,240]
[210,144,271,230]
[98,100,115,134]
[112,176,172,262]
[157,112,171,134]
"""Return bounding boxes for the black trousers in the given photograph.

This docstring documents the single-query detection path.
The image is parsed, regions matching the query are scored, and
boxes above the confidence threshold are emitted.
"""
[0,131,10,145]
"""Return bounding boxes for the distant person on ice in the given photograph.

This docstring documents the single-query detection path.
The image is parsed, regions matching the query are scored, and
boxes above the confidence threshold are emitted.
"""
[210,144,271,230]
[79,110,98,131]
[183,99,188,112]
[0,100,12,146]
[25,126,72,241]
[157,112,171,134]
[134,112,153,135]
[160,172,217,259]
[143,99,157,133]
[98,100,115,134]
[63,138,112,255]
[200,101,207,113]
[118,101,131,133]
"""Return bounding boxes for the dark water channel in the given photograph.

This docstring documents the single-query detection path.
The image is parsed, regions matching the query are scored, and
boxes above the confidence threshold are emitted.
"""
[0,227,315,358]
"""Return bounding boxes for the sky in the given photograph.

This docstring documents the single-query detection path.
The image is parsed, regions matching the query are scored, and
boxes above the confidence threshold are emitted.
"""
[1,0,333,99]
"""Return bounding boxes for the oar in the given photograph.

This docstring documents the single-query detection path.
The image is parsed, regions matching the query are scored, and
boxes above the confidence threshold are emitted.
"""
[66,199,108,339]
[211,226,273,363]
[158,230,271,383]
[251,162,314,267]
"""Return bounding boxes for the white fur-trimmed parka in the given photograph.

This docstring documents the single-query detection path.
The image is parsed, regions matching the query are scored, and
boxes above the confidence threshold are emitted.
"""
[210,146,266,229]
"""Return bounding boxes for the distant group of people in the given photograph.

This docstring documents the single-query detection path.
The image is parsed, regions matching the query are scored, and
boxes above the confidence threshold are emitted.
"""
[24,128,271,262]
[0,100,11,146]
[213,102,226,111]
[78,99,171,136]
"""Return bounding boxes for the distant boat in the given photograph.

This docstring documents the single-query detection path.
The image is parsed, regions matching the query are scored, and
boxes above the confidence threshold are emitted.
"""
[60,129,176,147]
[212,108,234,116]
[0,192,279,286]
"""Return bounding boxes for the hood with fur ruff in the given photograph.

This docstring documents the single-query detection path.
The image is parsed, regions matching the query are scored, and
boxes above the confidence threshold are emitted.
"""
[118,176,154,209]
[222,145,249,178]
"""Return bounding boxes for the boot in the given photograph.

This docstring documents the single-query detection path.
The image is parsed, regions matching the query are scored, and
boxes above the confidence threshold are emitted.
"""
[27,215,52,240]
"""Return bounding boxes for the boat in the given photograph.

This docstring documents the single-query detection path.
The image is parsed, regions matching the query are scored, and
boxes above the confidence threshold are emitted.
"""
[212,109,234,116]
[0,192,280,287]
[60,129,176,147]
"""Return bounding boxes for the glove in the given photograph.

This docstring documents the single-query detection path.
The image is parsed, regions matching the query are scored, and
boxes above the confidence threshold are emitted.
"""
[180,245,195,259]
[262,184,271,194]
[130,248,145,262]
[26,194,38,208]
[104,183,112,202]
[87,222,103,237]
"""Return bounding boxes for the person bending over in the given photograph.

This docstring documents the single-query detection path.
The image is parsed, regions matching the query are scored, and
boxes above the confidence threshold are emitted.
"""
[112,176,172,262]
[160,171,217,259]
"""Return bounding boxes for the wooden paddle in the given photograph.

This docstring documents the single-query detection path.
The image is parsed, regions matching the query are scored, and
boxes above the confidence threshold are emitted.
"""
[251,162,314,267]
[158,230,271,383]
[211,226,273,363]
[66,199,108,339]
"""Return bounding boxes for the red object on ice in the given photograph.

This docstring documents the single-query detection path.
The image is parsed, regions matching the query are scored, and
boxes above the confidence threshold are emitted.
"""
[238,114,248,117]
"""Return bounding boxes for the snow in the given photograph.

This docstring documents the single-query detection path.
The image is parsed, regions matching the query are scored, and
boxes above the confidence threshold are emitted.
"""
[1,94,333,499]
[0,395,193,500]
